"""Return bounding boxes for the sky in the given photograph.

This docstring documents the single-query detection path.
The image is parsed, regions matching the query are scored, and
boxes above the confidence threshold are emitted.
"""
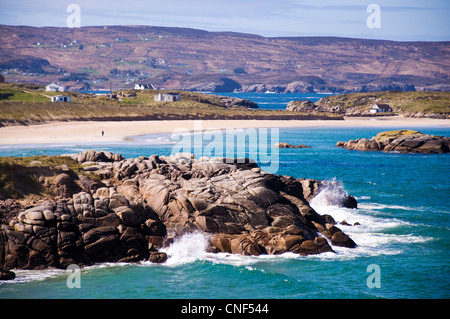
[0,0,449,41]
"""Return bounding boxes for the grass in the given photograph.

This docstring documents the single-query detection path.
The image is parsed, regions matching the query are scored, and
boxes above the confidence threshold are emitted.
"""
[0,83,342,125]
[0,155,76,198]
[317,91,450,114]
[0,155,99,199]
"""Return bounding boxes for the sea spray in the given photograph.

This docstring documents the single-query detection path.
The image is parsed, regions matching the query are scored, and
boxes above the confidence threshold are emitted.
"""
[163,231,211,266]
[310,179,353,209]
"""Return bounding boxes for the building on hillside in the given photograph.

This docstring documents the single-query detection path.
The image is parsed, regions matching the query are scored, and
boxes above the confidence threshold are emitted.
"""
[370,103,392,113]
[51,95,71,102]
[0,74,4,82]
[134,83,155,90]
[46,82,65,92]
[154,93,181,102]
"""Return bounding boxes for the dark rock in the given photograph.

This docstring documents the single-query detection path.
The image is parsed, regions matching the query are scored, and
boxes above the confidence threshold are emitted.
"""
[342,195,358,209]
[0,269,16,280]
[148,252,168,263]
[331,231,357,248]
[274,142,311,149]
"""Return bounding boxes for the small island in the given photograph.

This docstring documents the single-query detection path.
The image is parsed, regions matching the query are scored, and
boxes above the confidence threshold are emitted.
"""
[336,130,450,154]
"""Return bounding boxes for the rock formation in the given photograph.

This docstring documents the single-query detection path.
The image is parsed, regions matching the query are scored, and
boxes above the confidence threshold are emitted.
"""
[336,130,450,154]
[214,95,258,109]
[274,143,311,149]
[286,100,343,113]
[0,150,357,273]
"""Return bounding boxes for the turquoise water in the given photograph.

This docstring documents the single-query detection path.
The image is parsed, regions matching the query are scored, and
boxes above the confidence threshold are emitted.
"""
[211,92,337,110]
[0,93,448,299]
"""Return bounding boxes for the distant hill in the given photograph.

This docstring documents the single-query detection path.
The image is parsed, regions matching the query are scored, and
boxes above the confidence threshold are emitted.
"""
[0,25,449,93]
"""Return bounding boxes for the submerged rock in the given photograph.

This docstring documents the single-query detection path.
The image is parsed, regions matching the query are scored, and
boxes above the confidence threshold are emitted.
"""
[0,269,15,280]
[274,142,311,149]
[336,130,450,154]
[0,150,358,270]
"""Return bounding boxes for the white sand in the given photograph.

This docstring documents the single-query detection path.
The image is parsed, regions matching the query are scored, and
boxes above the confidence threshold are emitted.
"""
[0,117,449,146]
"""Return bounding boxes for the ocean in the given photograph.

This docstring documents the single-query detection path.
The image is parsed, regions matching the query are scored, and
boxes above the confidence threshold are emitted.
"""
[0,93,449,299]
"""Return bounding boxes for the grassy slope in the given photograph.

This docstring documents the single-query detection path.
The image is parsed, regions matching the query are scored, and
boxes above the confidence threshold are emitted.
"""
[0,83,342,125]
[0,155,81,199]
[316,91,450,114]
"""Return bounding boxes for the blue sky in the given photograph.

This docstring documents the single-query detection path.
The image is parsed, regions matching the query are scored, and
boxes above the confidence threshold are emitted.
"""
[1,0,449,41]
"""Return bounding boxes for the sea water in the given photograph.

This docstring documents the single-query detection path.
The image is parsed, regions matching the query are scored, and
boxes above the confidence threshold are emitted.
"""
[0,95,449,299]
[211,92,336,110]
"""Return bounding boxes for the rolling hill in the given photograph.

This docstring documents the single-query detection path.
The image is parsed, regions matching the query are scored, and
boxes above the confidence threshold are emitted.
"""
[0,25,449,93]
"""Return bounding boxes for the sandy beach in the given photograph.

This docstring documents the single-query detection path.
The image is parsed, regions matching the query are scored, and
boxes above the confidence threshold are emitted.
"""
[0,116,449,146]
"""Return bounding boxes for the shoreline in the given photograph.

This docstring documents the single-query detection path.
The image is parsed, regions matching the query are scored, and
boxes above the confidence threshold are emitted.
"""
[0,117,449,146]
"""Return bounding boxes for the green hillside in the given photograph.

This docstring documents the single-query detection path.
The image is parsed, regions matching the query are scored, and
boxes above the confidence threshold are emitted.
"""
[316,91,450,115]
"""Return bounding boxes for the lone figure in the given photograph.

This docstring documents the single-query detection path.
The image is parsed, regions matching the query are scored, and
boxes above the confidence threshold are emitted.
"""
[101,130,104,136]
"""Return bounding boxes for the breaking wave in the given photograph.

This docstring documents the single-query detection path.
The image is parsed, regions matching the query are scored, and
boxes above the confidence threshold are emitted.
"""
[308,179,432,259]
[162,231,211,266]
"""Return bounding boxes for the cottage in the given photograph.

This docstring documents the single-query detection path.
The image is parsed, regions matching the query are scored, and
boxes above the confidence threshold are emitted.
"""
[0,74,4,83]
[51,95,71,102]
[154,93,181,102]
[370,103,392,114]
[46,82,65,92]
[134,83,155,90]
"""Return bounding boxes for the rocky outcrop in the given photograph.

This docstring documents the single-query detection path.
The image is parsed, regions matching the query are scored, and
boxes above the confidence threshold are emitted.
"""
[403,112,450,119]
[0,150,358,271]
[214,95,258,109]
[244,83,315,94]
[274,143,311,149]
[286,100,316,112]
[336,130,450,154]
[286,100,343,114]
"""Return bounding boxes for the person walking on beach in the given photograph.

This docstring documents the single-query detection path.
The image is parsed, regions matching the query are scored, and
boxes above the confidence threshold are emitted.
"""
[102,130,104,137]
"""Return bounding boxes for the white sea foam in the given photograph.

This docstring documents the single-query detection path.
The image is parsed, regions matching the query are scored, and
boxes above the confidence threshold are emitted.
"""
[306,179,431,259]
[2,182,433,284]
[358,203,428,212]
[3,269,65,284]
[154,179,431,266]
[144,135,176,145]
[162,231,211,266]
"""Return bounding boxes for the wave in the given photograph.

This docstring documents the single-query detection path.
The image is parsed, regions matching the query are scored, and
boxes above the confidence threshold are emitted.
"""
[358,203,427,212]
[310,179,353,208]
[307,179,432,259]
[2,269,65,285]
[161,231,211,266]
[2,181,435,285]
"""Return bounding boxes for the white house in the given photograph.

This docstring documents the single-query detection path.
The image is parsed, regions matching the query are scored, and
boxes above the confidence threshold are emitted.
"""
[134,83,155,90]
[154,93,181,102]
[46,82,65,92]
[51,95,71,102]
[370,103,392,114]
